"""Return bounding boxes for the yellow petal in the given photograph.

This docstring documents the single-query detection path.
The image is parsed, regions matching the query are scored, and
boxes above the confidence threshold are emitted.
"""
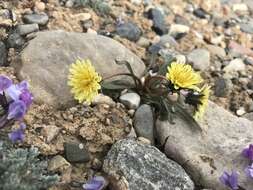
[68,59,102,104]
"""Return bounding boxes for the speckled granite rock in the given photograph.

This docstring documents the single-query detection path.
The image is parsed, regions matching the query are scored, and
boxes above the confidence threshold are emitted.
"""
[103,139,194,190]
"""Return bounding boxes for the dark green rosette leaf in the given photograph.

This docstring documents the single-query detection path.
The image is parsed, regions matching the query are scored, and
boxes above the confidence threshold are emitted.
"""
[101,80,135,90]
[101,79,136,99]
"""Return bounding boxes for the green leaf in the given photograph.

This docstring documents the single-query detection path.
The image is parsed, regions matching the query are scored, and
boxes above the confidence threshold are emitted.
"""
[101,80,134,90]
[101,80,136,100]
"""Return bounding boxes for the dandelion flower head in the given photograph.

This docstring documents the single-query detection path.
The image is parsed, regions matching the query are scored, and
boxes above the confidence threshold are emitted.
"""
[68,59,102,104]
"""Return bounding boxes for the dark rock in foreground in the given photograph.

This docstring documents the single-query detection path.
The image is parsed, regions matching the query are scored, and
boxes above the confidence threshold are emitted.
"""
[103,139,194,190]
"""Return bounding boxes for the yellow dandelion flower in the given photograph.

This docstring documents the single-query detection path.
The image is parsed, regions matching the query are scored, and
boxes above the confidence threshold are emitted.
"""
[194,85,210,120]
[166,62,203,90]
[68,59,102,104]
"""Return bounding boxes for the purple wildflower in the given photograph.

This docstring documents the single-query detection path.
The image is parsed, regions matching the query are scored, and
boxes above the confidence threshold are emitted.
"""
[245,164,253,178]
[242,144,253,161]
[7,100,26,120]
[20,89,33,107]
[83,176,106,190]
[6,84,22,100]
[6,81,32,103]
[219,171,239,190]
[8,123,26,143]
[0,75,12,93]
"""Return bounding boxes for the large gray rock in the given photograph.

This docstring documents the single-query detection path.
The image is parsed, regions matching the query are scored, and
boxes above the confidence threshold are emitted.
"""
[14,30,145,108]
[156,101,253,190]
[103,139,194,190]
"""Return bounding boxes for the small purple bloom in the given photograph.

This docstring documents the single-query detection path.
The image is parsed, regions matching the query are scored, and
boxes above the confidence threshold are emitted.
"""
[83,176,106,190]
[242,144,253,161]
[7,100,26,120]
[219,171,239,190]
[17,81,29,90]
[245,164,253,178]
[8,123,26,143]
[0,76,12,93]
[6,81,30,101]
[6,84,21,100]
[20,89,33,107]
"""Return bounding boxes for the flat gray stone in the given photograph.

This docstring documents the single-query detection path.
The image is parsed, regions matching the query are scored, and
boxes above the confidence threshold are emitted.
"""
[103,139,194,190]
[23,13,49,25]
[17,24,39,36]
[223,58,246,73]
[14,30,145,108]
[187,49,210,71]
[205,45,226,58]
[156,101,253,190]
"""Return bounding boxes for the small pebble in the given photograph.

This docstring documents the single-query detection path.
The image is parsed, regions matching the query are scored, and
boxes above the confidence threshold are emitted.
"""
[147,8,168,35]
[65,0,75,7]
[193,8,207,19]
[23,13,49,25]
[17,24,39,36]
[236,108,246,116]
[127,109,135,117]
[91,158,103,170]
[119,92,141,109]
[116,22,142,41]
[224,58,246,73]
[35,1,46,12]
[48,155,71,172]
[137,137,151,145]
[64,143,90,163]
[41,125,60,143]
[7,33,25,48]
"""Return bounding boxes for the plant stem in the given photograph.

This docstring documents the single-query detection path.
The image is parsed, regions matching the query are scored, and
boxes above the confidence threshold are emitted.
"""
[102,72,142,89]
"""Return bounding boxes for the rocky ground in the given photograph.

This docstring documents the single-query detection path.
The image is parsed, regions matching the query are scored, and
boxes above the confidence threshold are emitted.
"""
[1,0,253,190]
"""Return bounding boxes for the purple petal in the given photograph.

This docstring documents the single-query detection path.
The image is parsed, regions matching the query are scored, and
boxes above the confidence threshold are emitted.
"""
[245,164,253,178]
[6,84,21,101]
[242,144,253,160]
[8,123,26,143]
[83,176,106,190]
[219,171,230,186]
[20,89,33,107]
[7,100,26,120]
[229,171,239,190]
[219,171,239,190]
[17,81,29,90]
[0,75,12,93]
